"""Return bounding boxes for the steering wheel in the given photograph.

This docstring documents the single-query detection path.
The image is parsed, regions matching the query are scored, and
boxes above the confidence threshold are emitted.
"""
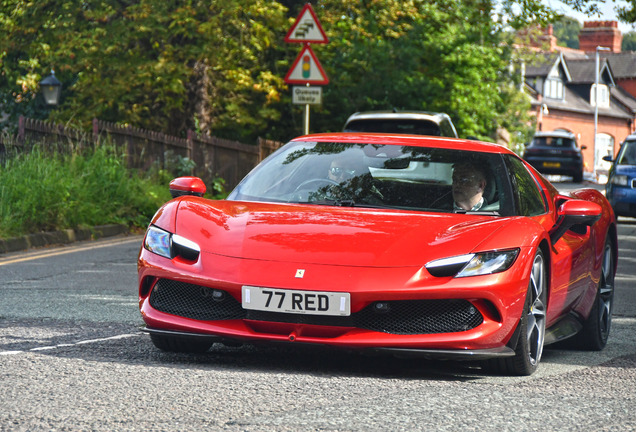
[291,178,341,202]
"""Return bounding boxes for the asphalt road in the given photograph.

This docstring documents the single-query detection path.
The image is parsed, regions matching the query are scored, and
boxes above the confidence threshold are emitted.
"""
[1,195,636,431]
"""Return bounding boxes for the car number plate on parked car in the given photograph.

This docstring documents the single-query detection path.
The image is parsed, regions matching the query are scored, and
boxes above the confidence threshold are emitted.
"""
[543,161,561,168]
[242,286,350,316]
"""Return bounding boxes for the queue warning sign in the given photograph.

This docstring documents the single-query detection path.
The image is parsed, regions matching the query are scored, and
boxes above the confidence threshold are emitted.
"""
[292,86,322,105]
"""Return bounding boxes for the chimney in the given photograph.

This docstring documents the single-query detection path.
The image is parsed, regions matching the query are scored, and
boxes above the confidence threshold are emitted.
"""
[579,21,622,53]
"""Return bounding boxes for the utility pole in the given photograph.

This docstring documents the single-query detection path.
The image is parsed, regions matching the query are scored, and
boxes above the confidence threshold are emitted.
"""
[594,46,610,181]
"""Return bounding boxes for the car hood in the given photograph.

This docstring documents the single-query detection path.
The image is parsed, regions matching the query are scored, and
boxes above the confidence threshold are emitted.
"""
[170,199,515,267]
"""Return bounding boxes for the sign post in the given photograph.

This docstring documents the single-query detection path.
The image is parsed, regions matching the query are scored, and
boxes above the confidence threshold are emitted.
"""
[284,3,329,135]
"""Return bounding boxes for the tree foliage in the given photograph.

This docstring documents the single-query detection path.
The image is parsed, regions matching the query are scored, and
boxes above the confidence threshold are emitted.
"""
[0,0,289,137]
[623,31,636,51]
[1,0,618,147]
[298,0,538,143]
[553,16,582,49]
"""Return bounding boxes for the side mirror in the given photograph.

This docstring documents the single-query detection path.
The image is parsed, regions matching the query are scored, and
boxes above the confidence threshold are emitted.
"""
[169,177,206,198]
[580,145,587,150]
[602,155,614,162]
[524,142,529,146]
[549,199,602,245]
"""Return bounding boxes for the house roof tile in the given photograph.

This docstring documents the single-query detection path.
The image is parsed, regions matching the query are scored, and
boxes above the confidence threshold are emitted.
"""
[601,52,636,79]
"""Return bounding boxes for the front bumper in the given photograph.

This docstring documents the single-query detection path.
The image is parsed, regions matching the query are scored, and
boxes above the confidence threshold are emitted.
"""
[138,246,533,354]
[606,184,636,216]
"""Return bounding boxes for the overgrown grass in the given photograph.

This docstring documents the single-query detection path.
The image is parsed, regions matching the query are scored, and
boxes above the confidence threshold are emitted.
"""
[0,142,225,238]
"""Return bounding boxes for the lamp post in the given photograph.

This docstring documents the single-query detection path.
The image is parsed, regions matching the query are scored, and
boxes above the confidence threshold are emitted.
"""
[39,70,61,106]
[594,46,610,181]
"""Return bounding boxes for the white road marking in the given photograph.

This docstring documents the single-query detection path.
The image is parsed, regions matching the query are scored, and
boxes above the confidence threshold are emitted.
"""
[75,270,112,273]
[0,333,140,356]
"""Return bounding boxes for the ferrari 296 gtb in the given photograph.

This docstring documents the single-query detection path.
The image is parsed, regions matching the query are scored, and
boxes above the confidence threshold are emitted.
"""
[138,133,617,376]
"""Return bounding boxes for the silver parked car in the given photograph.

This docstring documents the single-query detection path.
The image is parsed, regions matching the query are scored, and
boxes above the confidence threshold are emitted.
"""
[343,110,458,138]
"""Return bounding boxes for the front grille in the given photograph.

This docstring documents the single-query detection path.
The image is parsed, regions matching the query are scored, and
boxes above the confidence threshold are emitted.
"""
[354,299,483,334]
[149,279,246,321]
[149,279,483,335]
[631,179,636,189]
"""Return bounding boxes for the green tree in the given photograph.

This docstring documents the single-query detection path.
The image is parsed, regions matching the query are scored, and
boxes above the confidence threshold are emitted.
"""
[623,31,636,51]
[0,0,289,139]
[1,0,606,145]
[302,0,535,144]
[617,1,636,23]
[553,16,581,49]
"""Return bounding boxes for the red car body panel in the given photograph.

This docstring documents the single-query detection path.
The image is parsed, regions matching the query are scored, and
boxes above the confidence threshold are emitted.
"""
[138,133,617,357]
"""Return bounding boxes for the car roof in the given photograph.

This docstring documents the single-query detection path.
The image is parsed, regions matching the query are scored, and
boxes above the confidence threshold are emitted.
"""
[291,132,516,155]
[623,133,636,142]
[532,130,576,139]
[344,110,452,123]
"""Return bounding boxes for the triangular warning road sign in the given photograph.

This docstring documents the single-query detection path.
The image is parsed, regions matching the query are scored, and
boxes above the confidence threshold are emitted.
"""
[284,44,329,85]
[284,3,329,44]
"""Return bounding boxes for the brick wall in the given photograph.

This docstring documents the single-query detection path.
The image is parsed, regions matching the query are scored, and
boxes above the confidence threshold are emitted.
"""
[579,21,622,53]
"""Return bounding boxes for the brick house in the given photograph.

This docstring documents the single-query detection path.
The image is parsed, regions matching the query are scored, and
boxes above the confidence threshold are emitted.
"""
[523,21,636,180]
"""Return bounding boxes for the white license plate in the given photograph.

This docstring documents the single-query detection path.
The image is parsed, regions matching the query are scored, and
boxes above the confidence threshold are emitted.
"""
[242,286,350,316]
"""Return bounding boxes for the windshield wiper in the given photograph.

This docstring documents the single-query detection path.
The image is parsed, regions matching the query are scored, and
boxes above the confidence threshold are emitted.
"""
[454,209,500,216]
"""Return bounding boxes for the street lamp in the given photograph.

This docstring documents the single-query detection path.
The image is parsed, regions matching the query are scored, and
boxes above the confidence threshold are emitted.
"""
[39,70,61,105]
[594,46,610,181]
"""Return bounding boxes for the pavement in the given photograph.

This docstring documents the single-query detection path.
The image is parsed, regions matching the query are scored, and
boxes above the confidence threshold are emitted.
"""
[0,224,130,255]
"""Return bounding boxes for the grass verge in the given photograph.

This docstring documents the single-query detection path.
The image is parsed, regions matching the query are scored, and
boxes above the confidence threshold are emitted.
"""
[0,141,225,238]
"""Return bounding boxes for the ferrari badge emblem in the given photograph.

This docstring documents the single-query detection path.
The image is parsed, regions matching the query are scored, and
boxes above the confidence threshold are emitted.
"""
[295,269,305,278]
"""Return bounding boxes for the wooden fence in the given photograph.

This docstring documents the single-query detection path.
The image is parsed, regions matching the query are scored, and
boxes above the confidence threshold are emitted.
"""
[3,116,285,191]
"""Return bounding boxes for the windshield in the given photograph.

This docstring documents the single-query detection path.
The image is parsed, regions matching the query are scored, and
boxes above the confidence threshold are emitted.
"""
[617,141,636,165]
[531,136,576,148]
[228,141,513,215]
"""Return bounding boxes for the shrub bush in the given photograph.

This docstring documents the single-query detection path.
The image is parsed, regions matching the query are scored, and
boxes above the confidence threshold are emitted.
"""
[0,142,191,238]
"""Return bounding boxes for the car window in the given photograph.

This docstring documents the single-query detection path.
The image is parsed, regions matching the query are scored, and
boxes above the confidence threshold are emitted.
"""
[531,136,576,148]
[344,119,442,136]
[617,141,636,165]
[229,141,515,216]
[438,119,458,138]
[505,156,547,216]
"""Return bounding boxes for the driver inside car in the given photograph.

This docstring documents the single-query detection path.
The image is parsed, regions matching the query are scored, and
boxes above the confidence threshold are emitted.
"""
[327,156,360,184]
[451,162,488,211]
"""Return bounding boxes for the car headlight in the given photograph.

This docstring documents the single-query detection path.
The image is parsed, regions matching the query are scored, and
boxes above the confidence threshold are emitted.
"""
[426,249,519,278]
[144,225,200,261]
[611,175,629,186]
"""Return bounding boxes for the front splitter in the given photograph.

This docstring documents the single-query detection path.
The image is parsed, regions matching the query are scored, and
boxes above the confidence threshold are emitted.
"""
[139,325,515,361]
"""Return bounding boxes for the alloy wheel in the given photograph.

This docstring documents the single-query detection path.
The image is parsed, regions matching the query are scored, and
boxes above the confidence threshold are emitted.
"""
[598,243,614,338]
[527,253,546,366]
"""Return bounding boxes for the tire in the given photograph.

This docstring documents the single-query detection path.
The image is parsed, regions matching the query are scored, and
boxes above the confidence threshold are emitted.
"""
[150,334,213,353]
[572,170,583,183]
[482,250,547,376]
[573,237,615,350]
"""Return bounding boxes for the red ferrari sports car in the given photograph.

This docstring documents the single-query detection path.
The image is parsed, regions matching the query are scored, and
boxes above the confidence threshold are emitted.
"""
[138,133,617,375]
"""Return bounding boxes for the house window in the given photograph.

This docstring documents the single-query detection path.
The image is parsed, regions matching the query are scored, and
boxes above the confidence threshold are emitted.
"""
[591,84,610,108]
[544,79,563,100]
